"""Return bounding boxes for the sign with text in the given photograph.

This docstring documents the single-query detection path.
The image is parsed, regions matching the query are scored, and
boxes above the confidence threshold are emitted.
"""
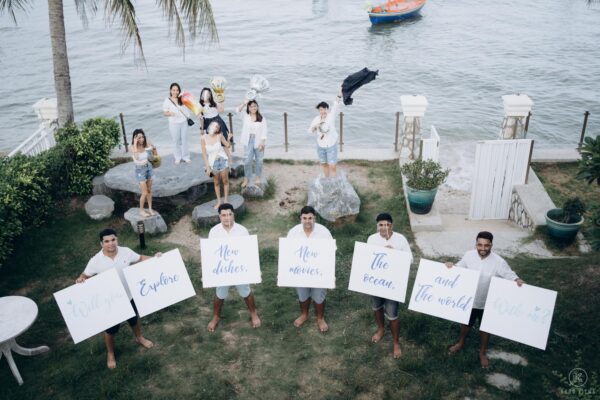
[408,259,480,324]
[200,235,261,288]
[123,248,196,318]
[53,269,135,344]
[348,242,412,302]
[480,277,557,350]
[277,238,336,289]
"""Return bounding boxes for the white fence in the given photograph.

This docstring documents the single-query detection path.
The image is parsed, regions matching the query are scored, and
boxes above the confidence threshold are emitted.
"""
[469,139,533,219]
[8,122,57,157]
[420,125,440,162]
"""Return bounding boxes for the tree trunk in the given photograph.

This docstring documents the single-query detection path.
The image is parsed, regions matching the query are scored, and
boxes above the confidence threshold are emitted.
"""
[48,0,74,126]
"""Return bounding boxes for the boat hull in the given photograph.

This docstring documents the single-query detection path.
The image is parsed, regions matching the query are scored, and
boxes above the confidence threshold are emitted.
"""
[368,4,424,25]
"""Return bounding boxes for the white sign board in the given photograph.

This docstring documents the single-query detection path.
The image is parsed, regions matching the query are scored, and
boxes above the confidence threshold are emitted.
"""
[53,269,135,344]
[200,235,262,288]
[480,277,557,350]
[123,248,196,318]
[408,259,480,324]
[348,242,412,303]
[277,238,336,289]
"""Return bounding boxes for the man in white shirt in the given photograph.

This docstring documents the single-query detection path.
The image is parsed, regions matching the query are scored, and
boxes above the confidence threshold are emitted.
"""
[287,206,333,333]
[446,231,524,368]
[76,228,160,369]
[308,90,343,178]
[206,203,261,332]
[366,213,413,359]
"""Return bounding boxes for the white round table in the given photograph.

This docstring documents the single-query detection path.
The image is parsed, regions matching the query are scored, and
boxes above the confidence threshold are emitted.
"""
[0,296,50,385]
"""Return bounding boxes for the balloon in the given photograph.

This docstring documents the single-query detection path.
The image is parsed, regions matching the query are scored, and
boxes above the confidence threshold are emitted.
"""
[181,91,203,115]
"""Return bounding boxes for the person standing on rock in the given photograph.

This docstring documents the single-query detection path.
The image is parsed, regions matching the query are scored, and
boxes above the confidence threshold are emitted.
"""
[201,121,233,209]
[286,205,333,333]
[366,213,413,359]
[308,89,342,178]
[236,99,268,188]
[131,128,156,217]
[76,228,161,369]
[162,82,192,164]
[206,203,261,332]
[446,231,524,368]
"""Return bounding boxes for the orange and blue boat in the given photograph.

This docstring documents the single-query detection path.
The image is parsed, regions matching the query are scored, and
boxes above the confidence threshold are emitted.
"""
[368,0,426,25]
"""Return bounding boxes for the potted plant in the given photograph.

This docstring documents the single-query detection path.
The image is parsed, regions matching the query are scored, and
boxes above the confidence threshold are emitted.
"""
[545,197,586,242]
[400,159,450,214]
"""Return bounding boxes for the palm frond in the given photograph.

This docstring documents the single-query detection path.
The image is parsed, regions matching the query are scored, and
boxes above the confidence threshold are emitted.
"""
[103,0,146,65]
[73,0,98,28]
[159,0,186,50]
[178,0,218,43]
[0,0,33,24]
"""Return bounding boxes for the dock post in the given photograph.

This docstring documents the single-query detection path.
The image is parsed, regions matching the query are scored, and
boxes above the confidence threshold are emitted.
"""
[339,112,344,153]
[284,112,289,152]
[394,111,400,152]
[227,112,235,152]
[119,113,128,152]
[579,111,590,149]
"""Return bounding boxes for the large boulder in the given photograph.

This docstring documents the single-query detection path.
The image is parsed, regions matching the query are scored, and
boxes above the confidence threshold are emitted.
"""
[124,208,168,234]
[85,195,114,220]
[104,152,211,205]
[192,194,246,227]
[307,171,360,222]
[229,155,245,178]
[241,178,268,198]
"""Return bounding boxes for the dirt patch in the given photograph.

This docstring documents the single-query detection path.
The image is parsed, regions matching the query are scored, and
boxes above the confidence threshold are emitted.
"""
[161,215,200,261]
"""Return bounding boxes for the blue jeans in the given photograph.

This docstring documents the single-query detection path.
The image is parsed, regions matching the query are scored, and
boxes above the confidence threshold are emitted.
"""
[296,287,327,304]
[244,135,264,181]
[372,296,399,321]
[134,163,153,182]
[216,285,251,300]
[317,144,337,165]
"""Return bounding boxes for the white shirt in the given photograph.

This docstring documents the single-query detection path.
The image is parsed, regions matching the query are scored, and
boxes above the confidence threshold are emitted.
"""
[132,147,152,166]
[367,232,413,264]
[83,246,140,300]
[208,222,249,239]
[308,97,341,148]
[163,98,190,124]
[201,104,219,119]
[455,249,519,309]
[287,223,333,240]
[237,110,268,149]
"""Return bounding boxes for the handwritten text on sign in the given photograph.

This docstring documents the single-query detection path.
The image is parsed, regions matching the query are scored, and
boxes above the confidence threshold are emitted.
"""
[408,259,480,324]
[480,277,557,350]
[200,235,261,288]
[348,242,412,302]
[277,238,336,289]
[53,269,135,344]
[123,248,196,318]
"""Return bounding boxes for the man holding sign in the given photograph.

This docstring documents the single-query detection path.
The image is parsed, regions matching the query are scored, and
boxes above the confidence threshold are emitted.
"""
[206,203,261,332]
[75,228,160,369]
[446,231,524,368]
[366,213,412,359]
[287,206,333,333]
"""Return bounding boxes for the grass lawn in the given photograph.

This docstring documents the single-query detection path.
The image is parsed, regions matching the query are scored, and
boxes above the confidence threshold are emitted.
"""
[0,161,598,399]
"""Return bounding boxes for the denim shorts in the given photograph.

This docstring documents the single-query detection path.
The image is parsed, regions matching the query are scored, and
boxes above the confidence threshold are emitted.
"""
[212,157,229,173]
[296,287,327,304]
[317,144,337,165]
[135,163,153,182]
[216,285,251,300]
[372,296,399,321]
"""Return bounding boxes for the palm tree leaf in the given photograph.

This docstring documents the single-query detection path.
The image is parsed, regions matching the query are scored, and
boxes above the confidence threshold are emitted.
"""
[178,0,218,42]
[73,0,98,28]
[103,0,146,65]
[158,0,186,51]
[0,0,33,24]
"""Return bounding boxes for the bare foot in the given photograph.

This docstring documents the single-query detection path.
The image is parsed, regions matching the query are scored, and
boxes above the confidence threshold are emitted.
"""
[448,342,463,355]
[317,318,328,333]
[393,343,402,359]
[207,317,220,332]
[213,201,221,210]
[479,353,489,368]
[254,178,261,185]
[371,328,385,343]
[293,314,308,328]
[136,336,154,349]
[241,179,248,188]
[148,209,157,216]
[139,209,150,217]
[107,353,116,369]
[250,313,261,328]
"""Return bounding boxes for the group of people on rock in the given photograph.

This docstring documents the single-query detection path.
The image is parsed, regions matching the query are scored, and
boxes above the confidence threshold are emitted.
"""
[76,204,523,370]
[130,83,344,216]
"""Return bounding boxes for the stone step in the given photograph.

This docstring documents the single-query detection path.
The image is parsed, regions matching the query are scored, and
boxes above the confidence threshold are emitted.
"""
[124,208,167,234]
[192,194,246,227]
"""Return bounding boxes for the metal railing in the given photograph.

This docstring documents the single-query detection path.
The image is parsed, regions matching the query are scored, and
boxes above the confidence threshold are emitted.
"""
[8,121,58,157]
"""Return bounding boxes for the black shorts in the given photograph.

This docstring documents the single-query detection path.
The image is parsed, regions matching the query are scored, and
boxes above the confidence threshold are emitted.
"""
[105,299,139,335]
[467,308,484,327]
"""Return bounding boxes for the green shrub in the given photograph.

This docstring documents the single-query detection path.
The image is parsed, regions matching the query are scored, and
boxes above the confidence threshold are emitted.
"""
[399,159,450,190]
[577,135,600,185]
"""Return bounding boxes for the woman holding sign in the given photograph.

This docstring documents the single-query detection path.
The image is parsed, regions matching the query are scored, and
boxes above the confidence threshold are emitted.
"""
[366,213,413,359]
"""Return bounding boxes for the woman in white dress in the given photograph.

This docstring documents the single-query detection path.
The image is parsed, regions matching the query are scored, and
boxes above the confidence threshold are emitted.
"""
[162,82,191,164]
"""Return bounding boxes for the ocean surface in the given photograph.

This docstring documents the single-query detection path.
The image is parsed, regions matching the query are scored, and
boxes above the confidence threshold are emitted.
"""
[1,0,599,159]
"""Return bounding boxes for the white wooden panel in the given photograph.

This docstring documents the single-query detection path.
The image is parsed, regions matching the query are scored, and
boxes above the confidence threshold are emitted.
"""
[469,139,532,219]
[421,125,440,162]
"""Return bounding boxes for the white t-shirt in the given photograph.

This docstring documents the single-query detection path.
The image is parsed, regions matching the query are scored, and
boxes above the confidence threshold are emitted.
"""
[201,104,219,119]
[287,223,333,239]
[455,249,519,309]
[163,98,190,124]
[83,246,141,300]
[208,222,249,239]
[308,97,341,148]
[367,232,413,264]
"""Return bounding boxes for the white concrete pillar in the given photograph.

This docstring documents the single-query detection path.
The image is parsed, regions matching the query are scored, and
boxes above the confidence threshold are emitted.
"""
[400,95,428,159]
[500,94,533,139]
